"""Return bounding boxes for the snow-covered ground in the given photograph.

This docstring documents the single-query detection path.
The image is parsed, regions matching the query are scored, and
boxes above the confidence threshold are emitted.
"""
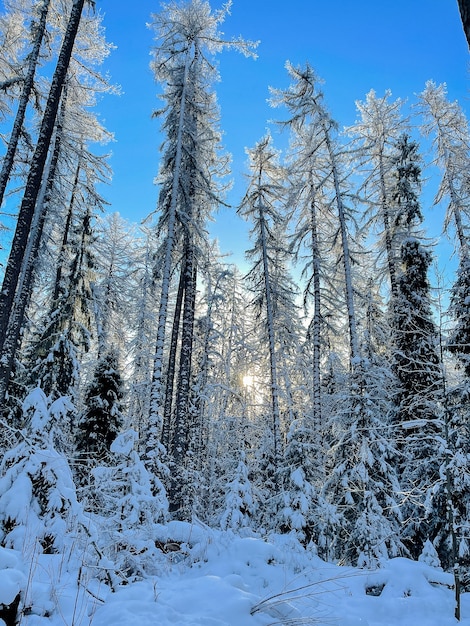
[1,521,468,626]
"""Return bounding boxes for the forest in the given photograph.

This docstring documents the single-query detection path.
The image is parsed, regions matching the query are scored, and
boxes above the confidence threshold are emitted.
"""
[0,0,469,624]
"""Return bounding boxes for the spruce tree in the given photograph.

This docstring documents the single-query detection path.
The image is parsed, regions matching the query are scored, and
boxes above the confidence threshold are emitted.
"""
[390,136,444,557]
[76,349,124,480]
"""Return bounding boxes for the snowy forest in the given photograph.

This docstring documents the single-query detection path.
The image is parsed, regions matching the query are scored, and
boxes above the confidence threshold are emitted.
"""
[0,0,470,624]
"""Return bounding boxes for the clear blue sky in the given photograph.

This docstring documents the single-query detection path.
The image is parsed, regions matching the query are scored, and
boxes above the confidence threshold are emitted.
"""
[97,0,469,266]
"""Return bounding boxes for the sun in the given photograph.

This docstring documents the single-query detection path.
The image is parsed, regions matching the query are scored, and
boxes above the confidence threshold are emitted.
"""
[242,374,254,388]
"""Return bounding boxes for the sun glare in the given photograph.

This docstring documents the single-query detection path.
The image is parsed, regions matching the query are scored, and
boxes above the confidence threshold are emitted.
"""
[242,374,254,388]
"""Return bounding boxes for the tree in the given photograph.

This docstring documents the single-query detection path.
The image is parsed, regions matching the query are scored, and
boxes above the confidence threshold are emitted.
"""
[390,136,444,557]
[457,0,470,49]
[91,429,168,580]
[220,452,255,533]
[0,388,84,554]
[26,203,96,406]
[146,0,256,515]
[347,89,407,298]
[76,348,124,480]
[92,213,136,357]
[419,82,470,378]
[0,0,52,211]
[239,133,286,490]
[127,230,159,445]
[271,62,360,365]
[0,0,106,406]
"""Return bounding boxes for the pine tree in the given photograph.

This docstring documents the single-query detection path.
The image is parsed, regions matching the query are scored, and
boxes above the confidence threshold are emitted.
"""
[91,429,168,579]
[220,452,255,533]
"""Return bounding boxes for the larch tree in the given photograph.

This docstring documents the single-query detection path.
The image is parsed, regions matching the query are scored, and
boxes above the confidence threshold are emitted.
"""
[0,0,52,211]
[419,81,470,593]
[127,229,159,444]
[0,0,112,408]
[347,89,407,299]
[419,82,470,377]
[146,0,256,516]
[92,213,136,358]
[271,62,360,365]
[238,133,286,500]
[0,0,87,353]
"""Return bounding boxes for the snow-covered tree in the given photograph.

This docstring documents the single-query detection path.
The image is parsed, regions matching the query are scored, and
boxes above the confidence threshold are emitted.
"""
[146,0,256,509]
[239,133,286,490]
[76,348,124,481]
[91,429,168,579]
[0,388,83,555]
[347,90,407,297]
[220,452,255,533]
[0,0,89,405]
[390,135,444,557]
[0,0,114,410]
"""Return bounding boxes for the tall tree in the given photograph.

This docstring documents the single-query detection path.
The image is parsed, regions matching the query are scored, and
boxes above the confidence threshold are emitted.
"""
[0,0,93,405]
[271,62,360,365]
[239,133,286,492]
[0,0,52,210]
[146,0,256,515]
[347,89,406,298]
[419,82,470,377]
[390,135,444,557]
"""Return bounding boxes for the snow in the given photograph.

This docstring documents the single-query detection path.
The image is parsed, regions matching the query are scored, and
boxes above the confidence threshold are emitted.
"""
[1,525,469,625]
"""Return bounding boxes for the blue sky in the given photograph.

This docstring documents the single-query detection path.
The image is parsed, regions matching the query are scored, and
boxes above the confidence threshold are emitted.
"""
[97,0,469,266]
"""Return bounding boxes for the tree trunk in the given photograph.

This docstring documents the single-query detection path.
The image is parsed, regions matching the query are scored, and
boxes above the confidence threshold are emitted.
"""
[458,0,470,49]
[148,45,193,448]
[169,241,197,515]
[379,154,399,299]
[259,212,282,480]
[0,0,52,209]
[0,103,63,407]
[0,0,86,364]
[309,187,322,431]
[161,264,185,450]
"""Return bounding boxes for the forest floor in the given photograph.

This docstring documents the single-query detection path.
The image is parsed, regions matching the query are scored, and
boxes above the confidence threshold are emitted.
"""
[1,522,468,625]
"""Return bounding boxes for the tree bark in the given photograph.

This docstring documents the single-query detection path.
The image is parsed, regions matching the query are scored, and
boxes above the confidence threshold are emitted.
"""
[169,241,197,515]
[161,264,185,450]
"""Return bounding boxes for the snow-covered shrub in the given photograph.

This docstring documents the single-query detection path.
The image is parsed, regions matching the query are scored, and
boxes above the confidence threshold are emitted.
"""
[220,453,255,533]
[91,429,169,579]
[0,389,84,555]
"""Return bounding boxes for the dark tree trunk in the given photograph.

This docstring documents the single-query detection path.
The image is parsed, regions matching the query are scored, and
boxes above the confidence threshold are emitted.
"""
[0,95,65,408]
[161,264,185,451]
[309,190,322,432]
[0,0,86,362]
[458,0,470,49]
[0,0,52,209]
[169,242,197,515]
